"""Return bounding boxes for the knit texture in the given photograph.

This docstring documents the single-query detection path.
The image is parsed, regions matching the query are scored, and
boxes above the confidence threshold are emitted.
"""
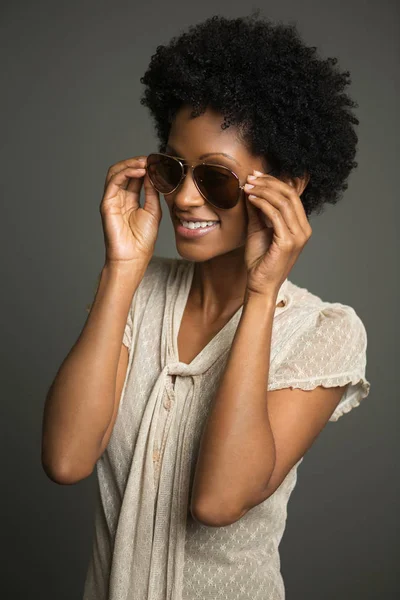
[83,255,371,600]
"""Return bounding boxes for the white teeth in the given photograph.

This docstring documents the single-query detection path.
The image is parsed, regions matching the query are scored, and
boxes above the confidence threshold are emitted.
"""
[180,220,219,229]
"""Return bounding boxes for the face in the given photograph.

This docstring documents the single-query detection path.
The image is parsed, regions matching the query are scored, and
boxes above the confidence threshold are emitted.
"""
[161,104,273,263]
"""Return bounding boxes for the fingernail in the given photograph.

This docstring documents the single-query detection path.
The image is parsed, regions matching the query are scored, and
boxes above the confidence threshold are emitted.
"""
[253,169,264,175]
[247,174,257,180]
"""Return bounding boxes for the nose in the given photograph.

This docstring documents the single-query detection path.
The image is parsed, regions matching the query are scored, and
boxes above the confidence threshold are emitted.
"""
[171,167,207,211]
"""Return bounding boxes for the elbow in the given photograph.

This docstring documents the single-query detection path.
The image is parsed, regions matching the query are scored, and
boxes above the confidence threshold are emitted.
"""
[41,434,99,485]
[190,484,274,526]
[41,454,93,485]
[190,498,244,527]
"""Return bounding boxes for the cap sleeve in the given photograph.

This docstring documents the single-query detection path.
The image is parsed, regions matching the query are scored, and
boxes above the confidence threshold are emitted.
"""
[269,305,371,422]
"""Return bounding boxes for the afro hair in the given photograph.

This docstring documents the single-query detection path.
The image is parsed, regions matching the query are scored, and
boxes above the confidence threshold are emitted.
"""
[139,10,360,218]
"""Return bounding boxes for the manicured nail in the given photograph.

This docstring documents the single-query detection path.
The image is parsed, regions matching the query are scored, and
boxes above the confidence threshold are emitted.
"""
[253,169,264,175]
[247,174,257,180]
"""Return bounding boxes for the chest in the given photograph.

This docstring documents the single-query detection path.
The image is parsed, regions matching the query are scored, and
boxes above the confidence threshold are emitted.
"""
[176,311,227,365]
[171,299,285,386]
[170,309,231,387]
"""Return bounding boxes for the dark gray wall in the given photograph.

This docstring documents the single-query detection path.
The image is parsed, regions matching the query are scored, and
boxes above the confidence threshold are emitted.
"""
[1,0,397,598]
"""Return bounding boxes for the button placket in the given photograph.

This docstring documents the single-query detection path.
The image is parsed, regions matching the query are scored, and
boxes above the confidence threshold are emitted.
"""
[164,375,175,409]
[153,373,176,488]
[153,447,161,463]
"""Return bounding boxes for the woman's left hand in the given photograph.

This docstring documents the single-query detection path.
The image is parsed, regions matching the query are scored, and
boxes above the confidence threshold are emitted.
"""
[244,170,312,298]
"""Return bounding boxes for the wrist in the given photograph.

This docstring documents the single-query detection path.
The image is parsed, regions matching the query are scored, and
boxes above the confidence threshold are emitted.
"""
[103,258,148,277]
[244,287,279,309]
[101,259,147,292]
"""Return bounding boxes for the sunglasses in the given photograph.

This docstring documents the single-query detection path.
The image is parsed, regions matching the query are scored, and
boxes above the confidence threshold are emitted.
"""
[145,152,275,211]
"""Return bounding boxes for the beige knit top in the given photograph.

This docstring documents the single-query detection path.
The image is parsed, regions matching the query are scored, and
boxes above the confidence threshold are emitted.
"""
[82,255,371,600]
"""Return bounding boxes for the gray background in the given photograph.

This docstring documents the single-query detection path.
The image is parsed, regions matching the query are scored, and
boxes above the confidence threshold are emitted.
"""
[1,0,397,598]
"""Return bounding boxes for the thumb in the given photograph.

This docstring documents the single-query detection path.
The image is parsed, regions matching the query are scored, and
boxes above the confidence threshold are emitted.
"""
[142,172,162,221]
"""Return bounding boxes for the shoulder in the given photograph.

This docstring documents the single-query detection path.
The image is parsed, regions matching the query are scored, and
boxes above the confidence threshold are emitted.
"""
[144,254,175,277]
[284,278,367,339]
[139,254,177,289]
[274,278,369,378]
[131,255,193,307]
[271,278,370,421]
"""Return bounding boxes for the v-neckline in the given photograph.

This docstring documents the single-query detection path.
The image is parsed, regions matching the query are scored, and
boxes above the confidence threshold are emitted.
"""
[166,259,290,375]
[173,259,243,368]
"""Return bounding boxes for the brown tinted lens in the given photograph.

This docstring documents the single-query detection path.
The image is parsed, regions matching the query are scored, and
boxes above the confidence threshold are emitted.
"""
[147,154,182,193]
[194,165,239,209]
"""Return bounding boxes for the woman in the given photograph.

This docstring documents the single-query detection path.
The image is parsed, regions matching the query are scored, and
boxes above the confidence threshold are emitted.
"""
[42,11,371,600]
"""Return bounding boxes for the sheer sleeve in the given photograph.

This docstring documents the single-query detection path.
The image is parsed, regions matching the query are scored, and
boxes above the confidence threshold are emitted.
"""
[268,304,371,422]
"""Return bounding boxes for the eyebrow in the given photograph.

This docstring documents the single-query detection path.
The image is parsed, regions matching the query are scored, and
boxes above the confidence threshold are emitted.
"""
[165,144,240,166]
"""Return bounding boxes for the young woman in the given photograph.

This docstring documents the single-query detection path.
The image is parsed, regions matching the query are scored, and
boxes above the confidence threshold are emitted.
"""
[42,11,371,600]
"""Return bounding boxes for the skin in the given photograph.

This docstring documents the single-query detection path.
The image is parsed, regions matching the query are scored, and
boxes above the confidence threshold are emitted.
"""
[91,103,348,524]
[43,103,348,500]
[163,103,310,323]
[157,105,349,527]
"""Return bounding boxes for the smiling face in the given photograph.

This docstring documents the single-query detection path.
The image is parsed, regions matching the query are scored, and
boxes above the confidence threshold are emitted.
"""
[161,104,273,263]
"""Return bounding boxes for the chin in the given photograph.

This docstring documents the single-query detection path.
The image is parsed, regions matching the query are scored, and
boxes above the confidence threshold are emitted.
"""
[175,243,245,264]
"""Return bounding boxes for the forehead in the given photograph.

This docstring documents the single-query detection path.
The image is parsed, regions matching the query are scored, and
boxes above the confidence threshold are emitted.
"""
[167,105,251,163]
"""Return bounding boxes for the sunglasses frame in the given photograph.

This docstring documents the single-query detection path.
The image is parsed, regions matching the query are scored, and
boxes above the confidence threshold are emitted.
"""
[146,152,275,210]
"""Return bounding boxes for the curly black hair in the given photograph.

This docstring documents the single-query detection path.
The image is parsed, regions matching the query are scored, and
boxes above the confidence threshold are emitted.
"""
[139,10,359,218]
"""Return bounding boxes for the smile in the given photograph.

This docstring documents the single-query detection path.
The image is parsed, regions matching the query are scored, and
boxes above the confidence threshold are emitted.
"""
[175,216,220,238]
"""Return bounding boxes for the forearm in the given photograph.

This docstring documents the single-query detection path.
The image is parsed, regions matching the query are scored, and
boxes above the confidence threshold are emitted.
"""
[191,291,277,522]
[41,260,147,482]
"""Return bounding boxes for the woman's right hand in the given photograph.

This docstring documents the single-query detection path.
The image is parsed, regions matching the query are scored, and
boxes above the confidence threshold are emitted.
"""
[100,156,162,266]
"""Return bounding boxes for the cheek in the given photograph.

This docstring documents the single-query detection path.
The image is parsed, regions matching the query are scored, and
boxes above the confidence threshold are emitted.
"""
[221,202,248,238]
[234,198,249,230]
[165,197,177,217]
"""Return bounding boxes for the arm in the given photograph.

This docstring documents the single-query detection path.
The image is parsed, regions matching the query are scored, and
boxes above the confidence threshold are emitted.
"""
[41,260,146,485]
[190,291,348,527]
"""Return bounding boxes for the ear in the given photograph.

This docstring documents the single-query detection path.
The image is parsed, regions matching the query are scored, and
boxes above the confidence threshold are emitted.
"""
[285,173,310,197]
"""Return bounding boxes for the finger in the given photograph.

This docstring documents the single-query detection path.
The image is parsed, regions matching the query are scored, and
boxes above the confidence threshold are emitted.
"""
[247,193,292,242]
[105,156,147,188]
[110,165,145,192]
[141,171,163,221]
[245,189,272,234]
[126,171,143,193]
[126,156,148,193]
[246,175,306,235]
[104,166,146,201]
[248,173,311,234]
[245,182,303,237]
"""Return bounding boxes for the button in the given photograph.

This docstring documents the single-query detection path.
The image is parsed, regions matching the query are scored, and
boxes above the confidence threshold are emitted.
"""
[163,396,172,410]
